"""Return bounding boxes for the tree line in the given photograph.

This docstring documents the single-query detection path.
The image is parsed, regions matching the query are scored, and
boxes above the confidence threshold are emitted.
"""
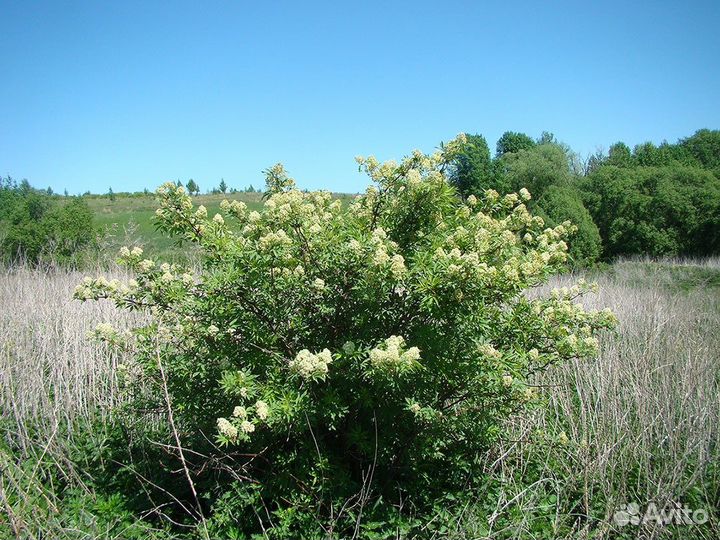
[450,129,720,264]
[0,176,95,264]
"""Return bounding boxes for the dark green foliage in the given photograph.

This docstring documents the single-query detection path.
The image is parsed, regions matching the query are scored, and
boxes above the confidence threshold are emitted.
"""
[536,186,602,265]
[500,143,571,199]
[496,131,536,157]
[450,133,495,197]
[582,165,720,257]
[631,140,699,168]
[186,178,200,195]
[0,177,96,264]
[680,128,720,171]
[605,142,634,168]
[489,129,720,262]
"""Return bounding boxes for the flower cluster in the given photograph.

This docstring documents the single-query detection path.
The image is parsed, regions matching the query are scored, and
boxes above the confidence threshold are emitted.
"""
[220,198,247,218]
[89,321,134,349]
[118,246,144,260]
[368,336,421,371]
[258,230,293,251]
[217,417,239,442]
[289,349,333,380]
[74,275,139,302]
[216,398,272,445]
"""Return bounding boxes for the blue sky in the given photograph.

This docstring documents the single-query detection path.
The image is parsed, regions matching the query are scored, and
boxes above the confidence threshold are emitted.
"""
[1,0,719,195]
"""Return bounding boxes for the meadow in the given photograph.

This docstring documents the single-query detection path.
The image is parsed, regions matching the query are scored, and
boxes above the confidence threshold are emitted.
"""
[1,257,718,539]
[85,191,358,261]
[87,192,265,259]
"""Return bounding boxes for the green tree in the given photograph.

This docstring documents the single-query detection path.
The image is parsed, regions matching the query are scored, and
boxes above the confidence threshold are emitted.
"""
[496,131,536,157]
[605,142,633,168]
[499,143,572,199]
[537,131,557,145]
[450,133,495,197]
[584,149,606,176]
[680,129,720,171]
[43,198,95,260]
[1,190,95,264]
[536,185,602,265]
[582,164,720,257]
[186,179,200,195]
[219,178,228,193]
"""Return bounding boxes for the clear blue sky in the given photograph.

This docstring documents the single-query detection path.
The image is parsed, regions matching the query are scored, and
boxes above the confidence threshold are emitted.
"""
[1,0,719,195]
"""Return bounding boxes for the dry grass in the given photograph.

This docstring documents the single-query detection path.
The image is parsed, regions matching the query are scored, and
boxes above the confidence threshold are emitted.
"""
[0,266,139,440]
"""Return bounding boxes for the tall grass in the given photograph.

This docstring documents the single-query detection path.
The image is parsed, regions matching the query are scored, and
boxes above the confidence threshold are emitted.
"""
[1,261,718,539]
[0,266,152,539]
[0,266,138,427]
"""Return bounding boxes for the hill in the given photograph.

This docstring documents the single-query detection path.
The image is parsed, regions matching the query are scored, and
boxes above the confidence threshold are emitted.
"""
[85,191,357,261]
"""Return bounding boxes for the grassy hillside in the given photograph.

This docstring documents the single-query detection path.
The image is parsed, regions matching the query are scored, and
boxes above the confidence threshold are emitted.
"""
[85,191,356,261]
[86,192,265,259]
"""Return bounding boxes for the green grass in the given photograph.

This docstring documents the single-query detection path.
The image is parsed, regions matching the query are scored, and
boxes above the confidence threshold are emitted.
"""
[86,192,265,259]
[86,191,357,261]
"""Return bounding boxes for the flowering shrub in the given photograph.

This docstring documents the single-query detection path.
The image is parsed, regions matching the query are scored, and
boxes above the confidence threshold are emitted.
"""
[76,136,616,536]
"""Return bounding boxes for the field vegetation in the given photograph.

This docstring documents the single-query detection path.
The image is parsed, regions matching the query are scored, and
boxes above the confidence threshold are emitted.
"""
[1,258,718,538]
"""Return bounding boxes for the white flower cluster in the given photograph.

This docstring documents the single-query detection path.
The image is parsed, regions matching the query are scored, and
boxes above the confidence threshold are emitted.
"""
[373,247,390,265]
[355,133,466,186]
[550,278,600,299]
[118,246,144,259]
[390,254,406,278]
[234,400,269,422]
[368,336,421,369]
[220,198,247,218]
[92,322,119,341]
[217,417,238,442]
[217,399,270,444]
[478,343,502,360]
[207,324,220,336]
[255,400,269,420]
[258,230,292,251]
[289,349,333,379]
[258,189,337,231]
[312,278,326,292]
[74,275,139,301]
[233,405,247,418]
